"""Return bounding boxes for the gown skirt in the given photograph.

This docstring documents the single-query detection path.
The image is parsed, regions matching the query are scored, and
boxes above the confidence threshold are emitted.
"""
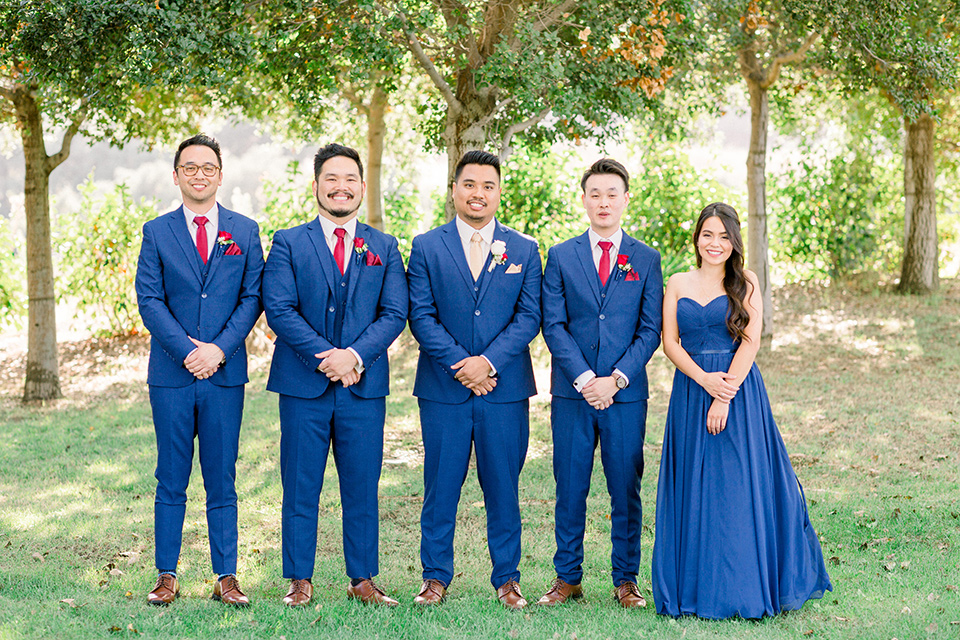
[652,296,832,619]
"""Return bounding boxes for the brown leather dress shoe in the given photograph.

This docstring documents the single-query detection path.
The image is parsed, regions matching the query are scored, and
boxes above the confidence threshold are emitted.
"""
[346,578,399,606]
[413,579,446,606]
[536,577,583,606]
[496,580,527,610]
[614,581,647,608]
[147,573,179,606]
[283,579,313,607]
[212,575,250,607]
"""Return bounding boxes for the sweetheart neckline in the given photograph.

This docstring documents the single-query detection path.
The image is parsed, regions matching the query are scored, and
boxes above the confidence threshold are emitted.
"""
[678,295,726,308]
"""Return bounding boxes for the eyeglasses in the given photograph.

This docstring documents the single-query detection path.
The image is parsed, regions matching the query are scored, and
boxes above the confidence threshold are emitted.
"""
[177,163,220,177]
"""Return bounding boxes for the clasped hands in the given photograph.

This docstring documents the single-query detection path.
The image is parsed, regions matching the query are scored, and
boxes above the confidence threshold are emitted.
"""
[452,356,496,395]
[184,338,225,380]
[700,371,739,435]
[581,376,619,411]
[316,348,361,387]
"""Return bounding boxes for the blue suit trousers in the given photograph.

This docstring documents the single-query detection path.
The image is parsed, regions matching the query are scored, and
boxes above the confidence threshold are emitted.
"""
[419,396,529,588]
[150,381,244,576]
[279,385,385,580]
[551,396,646,586]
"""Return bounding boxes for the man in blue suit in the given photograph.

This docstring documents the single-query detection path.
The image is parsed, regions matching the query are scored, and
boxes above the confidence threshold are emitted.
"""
[136,134,264,606]
[537,158,663,608]
[262,143,408,607]
[407,150,542,610]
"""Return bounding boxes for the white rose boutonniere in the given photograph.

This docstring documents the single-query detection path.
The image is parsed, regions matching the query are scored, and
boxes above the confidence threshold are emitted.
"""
[488,240,508,272]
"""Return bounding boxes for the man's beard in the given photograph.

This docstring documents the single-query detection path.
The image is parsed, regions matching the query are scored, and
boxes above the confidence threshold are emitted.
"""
[317,192,360,218]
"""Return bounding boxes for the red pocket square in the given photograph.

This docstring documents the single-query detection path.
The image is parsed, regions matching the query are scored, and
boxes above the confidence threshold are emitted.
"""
[224,243,242,256]
[366,252,383,266]
[625,271,639,281]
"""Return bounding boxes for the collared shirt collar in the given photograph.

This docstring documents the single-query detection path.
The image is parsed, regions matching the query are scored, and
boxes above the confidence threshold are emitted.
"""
[317,214,359,243]
[456,215,496,246]
[183,201,219,229]
[588,226,623,251]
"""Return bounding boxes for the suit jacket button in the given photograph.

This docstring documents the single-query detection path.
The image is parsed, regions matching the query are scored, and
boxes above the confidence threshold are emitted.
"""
[474,310,481,316]
[201,293,207,299]
[599,314,605,320]
[590,344,596,350]
[341,282,346,287]
[329,307,335,313]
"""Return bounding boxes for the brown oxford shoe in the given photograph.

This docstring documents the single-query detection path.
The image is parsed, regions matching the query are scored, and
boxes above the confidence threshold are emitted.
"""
[283,579,313,607]
[536,577,583,606]
[496,580,527,610]
[147,573,179,606]
[413,579,446,606]
[212,575,250,607]
[346,578,399,606]
[614,581,647,608]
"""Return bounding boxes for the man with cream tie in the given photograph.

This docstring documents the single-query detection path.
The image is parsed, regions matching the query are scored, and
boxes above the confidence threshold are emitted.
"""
[262,143,408,607]
[538,158,663,608]
[136,134,264,606]
[407,150,542,609]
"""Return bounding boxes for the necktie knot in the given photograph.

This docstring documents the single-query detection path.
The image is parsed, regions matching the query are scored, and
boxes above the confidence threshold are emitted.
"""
[598,240,613,253]
[334,227,346,240]
[194,215,208,228]
[333,227,346,275]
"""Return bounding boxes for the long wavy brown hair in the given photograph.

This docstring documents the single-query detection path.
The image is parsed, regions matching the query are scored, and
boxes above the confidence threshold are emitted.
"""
[693,203,753,341]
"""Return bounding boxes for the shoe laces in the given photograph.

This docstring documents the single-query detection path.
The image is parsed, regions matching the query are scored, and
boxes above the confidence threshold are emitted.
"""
[618,581,640,597]
[156,573,175,590]
[220,575,239,593]
[501,580,521,595]
[422,579,444,596]
[548,577,567,594]
[290,579,309,595]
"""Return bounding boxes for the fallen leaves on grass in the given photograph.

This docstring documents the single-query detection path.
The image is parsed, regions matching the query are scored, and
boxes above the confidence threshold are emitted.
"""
[59,598,82,608]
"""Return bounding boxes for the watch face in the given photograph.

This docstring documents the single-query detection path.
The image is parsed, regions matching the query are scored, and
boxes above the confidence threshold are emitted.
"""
[616,376,627,389]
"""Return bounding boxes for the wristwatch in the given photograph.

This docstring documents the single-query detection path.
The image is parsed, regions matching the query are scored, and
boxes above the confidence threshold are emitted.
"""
[613,373,627,390]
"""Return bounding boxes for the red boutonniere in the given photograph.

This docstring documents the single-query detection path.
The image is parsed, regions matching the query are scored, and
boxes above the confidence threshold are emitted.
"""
[217,231,242,255]
[354,237,382,265]
[617,254,639,281]
[354,237,368,255]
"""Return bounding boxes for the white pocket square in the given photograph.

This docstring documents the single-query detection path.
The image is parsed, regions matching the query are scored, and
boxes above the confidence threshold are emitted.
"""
[505,263,522,274]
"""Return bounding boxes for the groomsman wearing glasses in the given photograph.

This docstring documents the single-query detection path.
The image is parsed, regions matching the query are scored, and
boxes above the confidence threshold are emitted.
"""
[136,134,264,606]
[262,143,408,607]
[538,158,662,608]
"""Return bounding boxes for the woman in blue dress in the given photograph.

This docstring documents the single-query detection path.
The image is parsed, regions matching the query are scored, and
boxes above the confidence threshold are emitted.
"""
[652,203,832,619]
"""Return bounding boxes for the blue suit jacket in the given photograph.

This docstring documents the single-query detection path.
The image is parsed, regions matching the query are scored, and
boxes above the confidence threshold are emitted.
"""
[263,219,408,399]
[136,206,264,388]
[541,230,663,402]
[408,219,541,404]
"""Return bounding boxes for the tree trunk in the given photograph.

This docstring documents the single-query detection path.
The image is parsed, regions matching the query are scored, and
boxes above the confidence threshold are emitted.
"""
[899,113,939,293]
[11,85,62,401]
[365,83,388,231]
[745,78,773,338]
[442,70,497,221]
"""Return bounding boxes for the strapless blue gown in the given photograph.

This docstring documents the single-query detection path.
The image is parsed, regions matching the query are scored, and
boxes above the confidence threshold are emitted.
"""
[652,296,832,619]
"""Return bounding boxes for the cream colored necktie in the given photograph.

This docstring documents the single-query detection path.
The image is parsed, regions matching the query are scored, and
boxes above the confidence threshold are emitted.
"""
[469,231,484,280]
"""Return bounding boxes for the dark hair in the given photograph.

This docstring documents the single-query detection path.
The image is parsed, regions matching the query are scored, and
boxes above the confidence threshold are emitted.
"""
[454,150,500,182]
[580,158,629,192]
[313,143,364,181]
[693,202,753,342]
[174,134,221,170]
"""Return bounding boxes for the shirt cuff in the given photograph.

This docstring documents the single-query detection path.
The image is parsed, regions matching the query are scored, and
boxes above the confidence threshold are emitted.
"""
[573,369,596,393]
[480,355,497,377]
[346,347,365,373]
[613,368,629,387]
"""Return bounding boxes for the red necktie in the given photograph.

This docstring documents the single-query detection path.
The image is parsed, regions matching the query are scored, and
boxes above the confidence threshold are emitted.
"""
[334,227,346,275]
[194,216,209,264]
[598,240,613,286]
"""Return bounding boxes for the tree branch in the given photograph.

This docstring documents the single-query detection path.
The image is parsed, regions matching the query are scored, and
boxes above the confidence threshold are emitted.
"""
[439,0,481,67]
[761,31,820,89]
[374,1,460,111]
[46,111,85,173]
[499,105,550,161]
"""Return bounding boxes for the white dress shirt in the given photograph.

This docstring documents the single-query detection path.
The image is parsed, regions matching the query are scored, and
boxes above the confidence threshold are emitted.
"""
[183,202,219,261]
[454,215,498,375]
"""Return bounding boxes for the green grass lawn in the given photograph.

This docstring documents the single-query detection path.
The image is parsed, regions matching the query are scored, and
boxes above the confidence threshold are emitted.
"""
[1,281,958,639]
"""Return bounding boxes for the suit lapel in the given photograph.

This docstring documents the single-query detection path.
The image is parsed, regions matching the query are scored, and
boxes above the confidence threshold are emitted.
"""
[166,206,204,284]
[203,206,232,283]
[475,221,506,306]
[345,222,369,303]
[306,218,338,295]
[440,220,477,296]
[574,232,601,306]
